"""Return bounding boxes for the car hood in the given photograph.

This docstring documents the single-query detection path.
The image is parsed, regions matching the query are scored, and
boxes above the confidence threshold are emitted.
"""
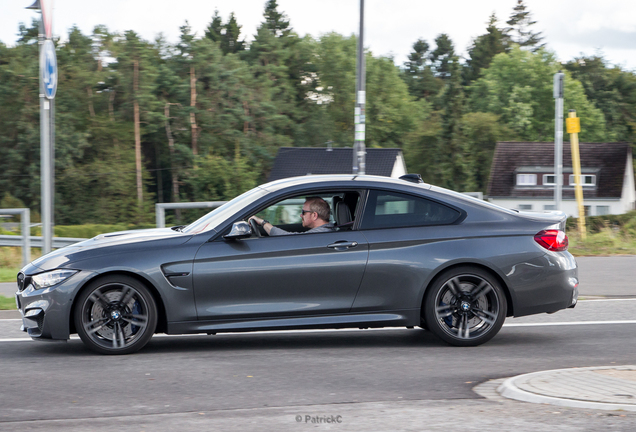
[29,228,194,271]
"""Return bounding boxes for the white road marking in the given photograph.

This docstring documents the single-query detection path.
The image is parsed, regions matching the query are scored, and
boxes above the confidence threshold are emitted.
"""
[504,320,636,327]
[2,320,636,343]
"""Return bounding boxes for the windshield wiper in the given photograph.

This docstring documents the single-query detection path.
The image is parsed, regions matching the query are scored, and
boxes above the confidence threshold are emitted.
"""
[170,225,185,232]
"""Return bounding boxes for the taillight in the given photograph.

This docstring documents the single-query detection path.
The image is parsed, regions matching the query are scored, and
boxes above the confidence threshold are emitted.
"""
[534,229,568,252]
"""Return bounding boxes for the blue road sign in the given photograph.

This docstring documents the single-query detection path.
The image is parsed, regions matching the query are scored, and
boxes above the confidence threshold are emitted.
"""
[41,39,57,99]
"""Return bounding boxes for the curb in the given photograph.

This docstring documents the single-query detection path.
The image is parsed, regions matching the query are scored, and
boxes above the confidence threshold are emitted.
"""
[498,366,636,412]
[0,310,20,319]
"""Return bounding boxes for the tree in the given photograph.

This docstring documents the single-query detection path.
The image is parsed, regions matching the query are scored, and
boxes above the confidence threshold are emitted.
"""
[565,55,636,143]
[205,10,246,55]
[469,47,606,142]
[402,39,440,101]
[204,10,223,44]
[263,0,291,38]
[221,13,246,55]
[505,0,544,51]
[458,112,509,192]
[429,34,455,79]
[463,13,509,84]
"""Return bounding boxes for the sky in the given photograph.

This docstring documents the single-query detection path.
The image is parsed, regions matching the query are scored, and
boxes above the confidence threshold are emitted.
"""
[2,0,636,71]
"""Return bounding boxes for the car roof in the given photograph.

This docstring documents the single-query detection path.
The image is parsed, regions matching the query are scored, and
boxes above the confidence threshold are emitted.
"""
[259,174,433,193]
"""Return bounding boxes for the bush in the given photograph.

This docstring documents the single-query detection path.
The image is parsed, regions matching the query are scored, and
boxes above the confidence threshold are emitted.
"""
[566,211,636,234]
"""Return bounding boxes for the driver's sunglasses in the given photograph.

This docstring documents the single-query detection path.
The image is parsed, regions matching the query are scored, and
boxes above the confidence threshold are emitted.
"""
[300,209,314,216]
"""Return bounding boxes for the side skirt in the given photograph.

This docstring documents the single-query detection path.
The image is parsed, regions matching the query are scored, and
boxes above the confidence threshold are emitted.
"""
[166,309,420,335]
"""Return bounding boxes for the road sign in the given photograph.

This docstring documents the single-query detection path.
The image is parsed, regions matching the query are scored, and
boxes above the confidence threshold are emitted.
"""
[566,117,581,134]
[40,39,57,99]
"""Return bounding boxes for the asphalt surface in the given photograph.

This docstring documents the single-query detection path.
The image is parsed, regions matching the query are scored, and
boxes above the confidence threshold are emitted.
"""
[0,256,635,431]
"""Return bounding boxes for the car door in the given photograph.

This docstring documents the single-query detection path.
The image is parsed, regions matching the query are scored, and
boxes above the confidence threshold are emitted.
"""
[352,189,464,313]
[192,218,369,322]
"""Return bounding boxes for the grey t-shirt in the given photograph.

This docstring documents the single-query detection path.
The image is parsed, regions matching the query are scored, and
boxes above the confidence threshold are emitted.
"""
[269,222,336,236]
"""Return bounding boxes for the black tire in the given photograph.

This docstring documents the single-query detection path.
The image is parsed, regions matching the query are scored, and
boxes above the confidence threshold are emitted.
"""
[75,275,158,355]
[423,266,506,347]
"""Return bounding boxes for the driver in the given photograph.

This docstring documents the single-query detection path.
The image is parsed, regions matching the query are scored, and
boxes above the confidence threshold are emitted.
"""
[249,196,335,236]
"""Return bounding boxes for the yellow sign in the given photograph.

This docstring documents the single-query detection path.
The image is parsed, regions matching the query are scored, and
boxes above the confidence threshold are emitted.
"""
[566,117,581,134]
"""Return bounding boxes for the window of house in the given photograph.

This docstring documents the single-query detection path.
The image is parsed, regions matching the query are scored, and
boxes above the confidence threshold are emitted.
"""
[359,190,461,230]
[544,204,556,211]
[596,206,610,216]
[516,174,537,186]
[543,175,556,185]
[518,204,533,211]
[569,174,596,186]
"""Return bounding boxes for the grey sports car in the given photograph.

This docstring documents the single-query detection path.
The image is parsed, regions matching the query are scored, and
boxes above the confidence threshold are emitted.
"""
[15,174,578,354]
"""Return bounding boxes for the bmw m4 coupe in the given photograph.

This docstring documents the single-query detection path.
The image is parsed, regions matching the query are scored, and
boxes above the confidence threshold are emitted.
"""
[15,174,578,354]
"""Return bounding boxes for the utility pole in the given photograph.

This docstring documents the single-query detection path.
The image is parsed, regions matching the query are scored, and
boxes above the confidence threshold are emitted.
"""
[28,0,57,254]
[567,110,586,239]
[553,71,564,211]
[353,0,366,175]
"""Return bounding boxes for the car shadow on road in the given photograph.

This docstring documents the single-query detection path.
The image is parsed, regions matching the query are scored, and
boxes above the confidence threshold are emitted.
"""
[8,327,564,357]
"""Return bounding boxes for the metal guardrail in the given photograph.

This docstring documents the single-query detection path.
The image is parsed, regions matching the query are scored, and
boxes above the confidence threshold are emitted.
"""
[1,202,227,267]
[0,208,30,266]
[0,235,85,249]
[155,201,226,228]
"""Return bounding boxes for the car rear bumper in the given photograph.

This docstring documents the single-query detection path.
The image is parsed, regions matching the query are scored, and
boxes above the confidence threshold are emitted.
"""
[507,251,578,317]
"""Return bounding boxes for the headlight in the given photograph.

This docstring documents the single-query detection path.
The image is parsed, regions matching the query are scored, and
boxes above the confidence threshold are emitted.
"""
[32,269,78,290]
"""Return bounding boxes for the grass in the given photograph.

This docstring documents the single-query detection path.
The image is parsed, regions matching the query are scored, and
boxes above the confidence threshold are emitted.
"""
[0,295,16,310]
[0,267,19,283]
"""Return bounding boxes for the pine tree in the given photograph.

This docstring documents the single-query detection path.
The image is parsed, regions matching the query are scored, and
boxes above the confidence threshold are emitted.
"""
[463,13,509,84]
[263,0,291,37]
[221,13,245,55]
[505,0,544,51]
[429,34,455,79]
[402,39,440,101]
[204,10,223,44]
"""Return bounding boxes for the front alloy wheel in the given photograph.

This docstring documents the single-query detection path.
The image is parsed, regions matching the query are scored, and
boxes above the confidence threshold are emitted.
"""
[424,267,506,347]
[75,275,157,355]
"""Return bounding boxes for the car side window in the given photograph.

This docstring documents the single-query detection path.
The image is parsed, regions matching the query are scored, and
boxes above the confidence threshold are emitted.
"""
[253,191,360,235]
[360,190,460,230]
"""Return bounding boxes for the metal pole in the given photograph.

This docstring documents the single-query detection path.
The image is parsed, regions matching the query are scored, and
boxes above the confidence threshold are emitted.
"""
[50,97,55,237]
[567,110,586,239]
[553,71,564,211]
[38,14,53,255]
[21,209,31,267]
[353,0,366,175]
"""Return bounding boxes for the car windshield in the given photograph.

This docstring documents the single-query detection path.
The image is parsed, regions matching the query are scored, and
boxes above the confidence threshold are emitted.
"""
[182,187,269,234]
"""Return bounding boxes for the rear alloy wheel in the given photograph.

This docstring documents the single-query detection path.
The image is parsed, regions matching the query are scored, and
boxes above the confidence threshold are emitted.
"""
[75,275,157,355]
[424,267,506,347]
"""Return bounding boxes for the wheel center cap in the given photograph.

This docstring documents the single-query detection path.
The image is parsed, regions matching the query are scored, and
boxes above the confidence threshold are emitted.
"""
[460,301,471,312]
[111,310,121,320]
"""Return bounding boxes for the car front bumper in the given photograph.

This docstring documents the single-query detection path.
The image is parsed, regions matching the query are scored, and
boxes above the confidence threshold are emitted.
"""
[15,269,97,340]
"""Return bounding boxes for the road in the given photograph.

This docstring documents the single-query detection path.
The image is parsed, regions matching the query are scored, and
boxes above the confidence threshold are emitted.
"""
[0,256,635,431]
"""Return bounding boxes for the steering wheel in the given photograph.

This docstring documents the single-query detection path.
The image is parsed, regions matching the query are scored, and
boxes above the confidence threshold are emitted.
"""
[249,218,262,238]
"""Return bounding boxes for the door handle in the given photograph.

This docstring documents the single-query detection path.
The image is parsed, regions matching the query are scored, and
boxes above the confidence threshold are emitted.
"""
[327,241,358,250]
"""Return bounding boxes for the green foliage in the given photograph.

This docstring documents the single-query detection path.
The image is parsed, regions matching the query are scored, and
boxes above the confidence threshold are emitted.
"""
[469,47,607,141]
[0,0,633,228]
[565,55,636,143]
[0,296,17,310]
[463,13,509,85]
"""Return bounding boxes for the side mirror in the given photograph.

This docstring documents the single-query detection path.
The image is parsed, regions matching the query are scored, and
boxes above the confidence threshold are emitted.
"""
[223,221,252,240]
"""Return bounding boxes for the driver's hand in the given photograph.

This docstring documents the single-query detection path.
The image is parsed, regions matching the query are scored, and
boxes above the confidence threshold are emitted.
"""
[249,215,263,225]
